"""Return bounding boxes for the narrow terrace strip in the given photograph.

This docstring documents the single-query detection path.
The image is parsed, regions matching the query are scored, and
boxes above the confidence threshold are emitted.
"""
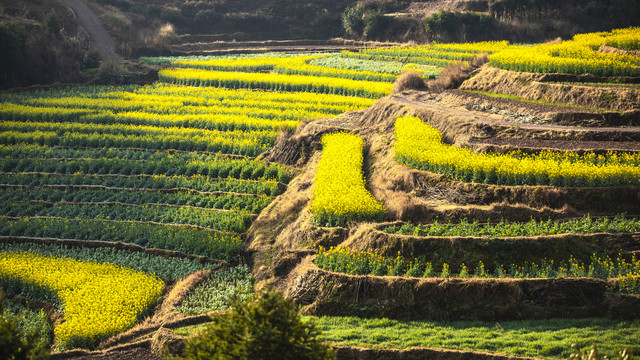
[13,200,258,215]
[0,184,273,198]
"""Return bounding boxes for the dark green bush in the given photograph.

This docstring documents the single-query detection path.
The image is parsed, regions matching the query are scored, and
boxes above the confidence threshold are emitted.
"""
[0,289,50,360]
[341,5,365,37]
[424,10,494,42]
[342,4,387,39]
[180,291,336,360]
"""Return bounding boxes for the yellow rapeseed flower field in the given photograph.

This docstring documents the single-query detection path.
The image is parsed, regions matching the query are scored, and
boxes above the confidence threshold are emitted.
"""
[0,251,164,350]
[490,27,640,76]
[158,68,392,98]
[395,116,640,187]
[311,132,385,226]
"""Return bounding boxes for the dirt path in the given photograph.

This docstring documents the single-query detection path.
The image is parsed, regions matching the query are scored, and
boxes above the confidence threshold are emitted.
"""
[62,0,121,62]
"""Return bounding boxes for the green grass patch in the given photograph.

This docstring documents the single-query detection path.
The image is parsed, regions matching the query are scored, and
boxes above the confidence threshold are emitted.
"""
[311,316,640,359]
[173,322,210,336]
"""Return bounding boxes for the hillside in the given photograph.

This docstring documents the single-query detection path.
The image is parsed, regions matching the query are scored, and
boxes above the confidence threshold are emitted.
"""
[3,0,640,89]
[0,9,639,360]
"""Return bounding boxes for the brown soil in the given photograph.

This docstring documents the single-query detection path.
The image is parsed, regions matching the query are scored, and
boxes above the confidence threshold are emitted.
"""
[51,346,162,360]
[169,39,405,56]
[443,90,640,128]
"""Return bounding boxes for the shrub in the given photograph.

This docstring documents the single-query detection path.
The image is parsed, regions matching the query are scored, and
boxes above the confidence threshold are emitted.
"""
[179,291,336,360]
[363,10,386,39]
[392,71,427,93]
[341,5,365,37]
[424,10,494,43]
[0,289,50,360]
[342,5,386,39]
[427,54,487,92]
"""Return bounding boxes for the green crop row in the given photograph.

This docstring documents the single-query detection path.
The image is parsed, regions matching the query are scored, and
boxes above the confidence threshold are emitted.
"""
[0,187,271,214]
[0,121,276,157]
[0,173,283,197]
[0,216,242,259]
[0,202,253,233]
[176,265,254,314]
[384,215,640,238]
[0,145,289,183]
[315,246,640,292]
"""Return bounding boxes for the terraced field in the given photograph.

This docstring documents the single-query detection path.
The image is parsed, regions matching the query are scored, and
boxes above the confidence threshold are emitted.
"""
[1,27,639,359]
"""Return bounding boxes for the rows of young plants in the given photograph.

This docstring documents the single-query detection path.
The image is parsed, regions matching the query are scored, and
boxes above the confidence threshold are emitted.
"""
[310,133,385,227]
[344,41,512,67]
[175,265,254,315]
[0,187,271,213]
[158,68,393,98]
[0,144,288,182]
[395,116,640,186]
[315,246,640,292]
[384,215,640,237]
[148,41,511,92]
[0,217,242,259]
[0,49,392,350]
[0,172,283,197]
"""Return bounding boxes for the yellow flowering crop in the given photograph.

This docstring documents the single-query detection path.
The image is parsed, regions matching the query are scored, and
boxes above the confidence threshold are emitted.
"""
[490,27,640,76]
[0,251,164,350]
[311,133,385,226]
[158,68,392,98]
[395,116,640,187]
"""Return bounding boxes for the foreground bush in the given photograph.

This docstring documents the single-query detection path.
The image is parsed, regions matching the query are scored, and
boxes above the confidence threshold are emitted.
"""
[0,289,50,360]
[180,291,335,360]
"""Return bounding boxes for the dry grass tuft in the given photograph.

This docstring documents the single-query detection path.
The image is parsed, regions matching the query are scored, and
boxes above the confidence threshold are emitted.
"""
[428,54,489,93]
[392,71,428,94]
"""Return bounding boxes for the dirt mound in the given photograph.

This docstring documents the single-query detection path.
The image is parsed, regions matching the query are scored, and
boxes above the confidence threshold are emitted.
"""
[460,66,640,112]
[598,44,640,58]
[262,112,362,166]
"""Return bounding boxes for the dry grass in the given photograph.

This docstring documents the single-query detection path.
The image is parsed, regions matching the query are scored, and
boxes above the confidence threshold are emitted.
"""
[428,54,489,93]
[392,71,427,94]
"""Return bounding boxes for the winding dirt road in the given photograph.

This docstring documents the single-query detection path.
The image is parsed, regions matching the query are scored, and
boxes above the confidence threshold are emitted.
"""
[62,0,121,62]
